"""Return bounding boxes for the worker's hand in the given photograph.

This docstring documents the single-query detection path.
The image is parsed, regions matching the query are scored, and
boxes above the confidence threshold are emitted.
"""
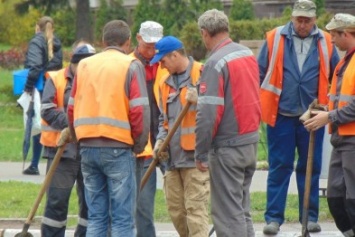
[303,111,329,132]
[57,127,72,147]
[153,139,169,162]
[185,87,198,104]
[195,160,208,172]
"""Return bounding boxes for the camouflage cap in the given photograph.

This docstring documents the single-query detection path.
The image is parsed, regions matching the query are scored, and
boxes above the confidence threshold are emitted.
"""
[326,13,355,31]
[292,0,316,18]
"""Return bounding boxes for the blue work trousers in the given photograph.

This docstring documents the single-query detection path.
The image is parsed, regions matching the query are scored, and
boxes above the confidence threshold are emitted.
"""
[265,114,323,225]
[136,158,157,237]
[30,133,42,168]
[80,147,136,237]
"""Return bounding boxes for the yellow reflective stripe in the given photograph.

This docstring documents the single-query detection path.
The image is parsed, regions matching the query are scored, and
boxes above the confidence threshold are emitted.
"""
[214,49,253,73]
[74,117,131,130]
[198,96,224,105]
[129,97,149,108]
[261,26,283,96]
[42,217,66,228]
[68,97,75,106]
[181,126,195,135]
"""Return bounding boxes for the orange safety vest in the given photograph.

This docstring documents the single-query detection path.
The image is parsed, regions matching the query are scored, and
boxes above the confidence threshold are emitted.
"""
[74,50,135,144]
[328,54,355,135]
[260,26,333,127]
[40,69,66,147]
[129,53,168,158]
[160,61,202,151]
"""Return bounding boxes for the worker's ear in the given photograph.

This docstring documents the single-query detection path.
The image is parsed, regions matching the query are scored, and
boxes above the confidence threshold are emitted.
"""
[122,37,131,54]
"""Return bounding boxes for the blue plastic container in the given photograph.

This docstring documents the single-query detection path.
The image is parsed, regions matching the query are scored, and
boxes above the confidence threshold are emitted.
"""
[12,69,44,95]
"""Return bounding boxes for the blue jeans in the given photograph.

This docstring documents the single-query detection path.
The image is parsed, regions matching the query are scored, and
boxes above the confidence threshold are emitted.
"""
[30,133,42,168]
[80,147,136,237]
[136,158,157,237]
[265,114,323,225]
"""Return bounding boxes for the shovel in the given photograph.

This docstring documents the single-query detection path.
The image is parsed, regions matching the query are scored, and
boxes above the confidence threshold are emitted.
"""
[300,129,315,237]
[15,144,66,237]
[140,101,192,190]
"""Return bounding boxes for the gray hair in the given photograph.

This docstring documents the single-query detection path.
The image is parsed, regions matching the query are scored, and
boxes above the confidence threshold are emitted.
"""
[198,9,229,36]
[102,20,131,47]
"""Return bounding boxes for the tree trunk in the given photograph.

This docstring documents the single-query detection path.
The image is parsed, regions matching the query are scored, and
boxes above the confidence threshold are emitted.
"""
[75,0,93,43]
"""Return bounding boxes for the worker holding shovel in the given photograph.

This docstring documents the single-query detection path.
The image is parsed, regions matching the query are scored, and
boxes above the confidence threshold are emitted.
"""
[40,42,96,237]
[151,36,210,237]
[304,13,355,237]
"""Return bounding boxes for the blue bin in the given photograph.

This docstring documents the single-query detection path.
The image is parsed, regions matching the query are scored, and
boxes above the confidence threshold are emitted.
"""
[12,69,44,95]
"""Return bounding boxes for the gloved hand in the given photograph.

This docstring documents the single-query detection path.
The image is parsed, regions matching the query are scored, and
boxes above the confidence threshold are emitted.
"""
[57,127,72,147]
[153,139,169,162]
[185,87,198,104]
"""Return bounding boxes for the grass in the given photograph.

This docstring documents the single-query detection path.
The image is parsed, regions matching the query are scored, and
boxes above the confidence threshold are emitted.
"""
[0,68,333,224]
[0,69,269,162]
[0,181,333,226]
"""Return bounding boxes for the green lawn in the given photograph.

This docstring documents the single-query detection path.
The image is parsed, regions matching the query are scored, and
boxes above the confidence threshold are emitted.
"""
[0,181,333,226]
[0,68,333,225]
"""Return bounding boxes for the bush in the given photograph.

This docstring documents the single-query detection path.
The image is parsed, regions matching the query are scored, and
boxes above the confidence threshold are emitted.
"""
[0,8,41,46]
[179,22,206,61]
[0,47,26,70]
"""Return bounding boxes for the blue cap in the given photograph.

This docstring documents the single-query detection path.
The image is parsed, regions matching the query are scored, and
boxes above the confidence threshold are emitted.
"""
[150,36,183,64]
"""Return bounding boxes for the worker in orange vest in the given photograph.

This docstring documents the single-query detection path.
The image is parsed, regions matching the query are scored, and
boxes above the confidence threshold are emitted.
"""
[129,21,168,237]
[40,42,95,237]
[66,20,150,237]
[304,13,355,237]
[152,36,210,237]
[258,0,339,235]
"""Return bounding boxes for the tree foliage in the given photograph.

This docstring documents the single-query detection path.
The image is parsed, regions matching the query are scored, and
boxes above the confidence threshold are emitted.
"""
[94,0,127,43]
[314,0,326,16]
[131,0,162,40]
[230,0,255,20]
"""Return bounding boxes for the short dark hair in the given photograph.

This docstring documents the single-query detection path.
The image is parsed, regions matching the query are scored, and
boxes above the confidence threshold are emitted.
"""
[102,20,131,47]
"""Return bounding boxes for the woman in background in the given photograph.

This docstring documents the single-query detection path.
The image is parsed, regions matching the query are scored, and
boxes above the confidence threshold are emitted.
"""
[23,16,63,175]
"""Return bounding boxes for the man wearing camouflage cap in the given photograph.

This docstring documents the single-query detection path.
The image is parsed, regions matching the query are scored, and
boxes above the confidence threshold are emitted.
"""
[304,13,355,237]
[258,0,340,234]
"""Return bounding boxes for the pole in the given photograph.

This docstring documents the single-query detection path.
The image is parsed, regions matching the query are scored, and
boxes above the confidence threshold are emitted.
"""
[140,102,192,190]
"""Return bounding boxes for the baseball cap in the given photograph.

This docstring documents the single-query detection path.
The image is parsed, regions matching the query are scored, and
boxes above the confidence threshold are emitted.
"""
[70,44,96,63]
[150,36,183,64]
[139,21,163,43]
[292,0,316,18]
[325,13,355,31]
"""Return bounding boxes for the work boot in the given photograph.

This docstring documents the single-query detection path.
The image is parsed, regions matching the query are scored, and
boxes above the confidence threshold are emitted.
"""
[23,166,39,175]
[307,221,321,232]
[263,222,280,235]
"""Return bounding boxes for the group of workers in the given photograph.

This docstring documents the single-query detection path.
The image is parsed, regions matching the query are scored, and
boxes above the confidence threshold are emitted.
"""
[22,0,355,236]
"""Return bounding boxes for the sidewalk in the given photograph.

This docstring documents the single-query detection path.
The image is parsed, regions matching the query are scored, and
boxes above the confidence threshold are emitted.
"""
[0,162,339,236]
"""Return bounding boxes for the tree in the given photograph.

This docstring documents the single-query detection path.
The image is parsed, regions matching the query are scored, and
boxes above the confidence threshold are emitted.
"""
[75,0,93,42]
[131,0,162,39]
[314,0,326,16]
[94,0,127,42]
[230,0,255,21]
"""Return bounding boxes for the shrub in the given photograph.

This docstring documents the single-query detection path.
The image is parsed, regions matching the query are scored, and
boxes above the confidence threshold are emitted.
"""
[0,8,41,46]
[179,22,206,61]
[0,47,26,70]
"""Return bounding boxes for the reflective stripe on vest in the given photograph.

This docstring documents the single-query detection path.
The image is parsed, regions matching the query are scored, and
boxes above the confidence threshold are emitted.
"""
[160,61,202,150]
[40,69,66,147]
[74,51,136,144]
[260,26,333,127]
[328,55,355,135]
